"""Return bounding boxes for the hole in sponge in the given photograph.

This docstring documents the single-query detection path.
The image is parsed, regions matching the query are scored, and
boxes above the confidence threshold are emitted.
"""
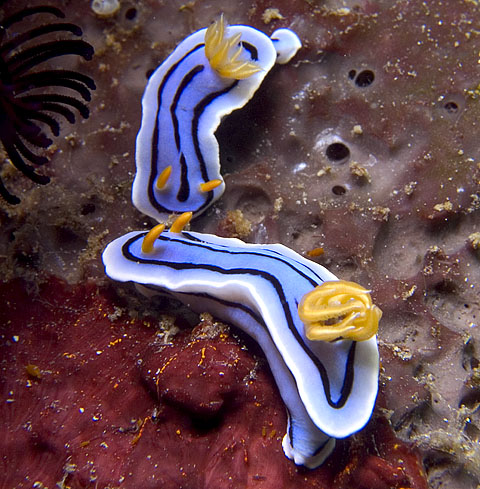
[332,185,346,196]
[355,70,375,87]
[326,142,350,162]
[125,7,137,19]
[444,101,458,113]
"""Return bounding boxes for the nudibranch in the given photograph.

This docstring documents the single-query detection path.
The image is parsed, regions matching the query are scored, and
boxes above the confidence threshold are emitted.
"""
[102,213,381,468]
[133,16,301,222]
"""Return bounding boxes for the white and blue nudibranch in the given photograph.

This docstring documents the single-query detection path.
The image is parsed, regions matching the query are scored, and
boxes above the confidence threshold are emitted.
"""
[133,16,301,222]
[102,213,382,468]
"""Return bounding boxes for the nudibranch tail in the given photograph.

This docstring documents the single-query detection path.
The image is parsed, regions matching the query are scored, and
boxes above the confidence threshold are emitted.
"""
[298,281,382,342]
[205,15,261,79]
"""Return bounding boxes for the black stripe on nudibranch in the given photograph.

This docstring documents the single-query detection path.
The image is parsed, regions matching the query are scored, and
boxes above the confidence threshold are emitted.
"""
[177,289,356,414]
[148,51,238,213]
[121,233,357,409]
[182,231,328,285]
[134,24,302,223]
[191,81,238,184]
[241,41,259,61]
[170,64,204,202]
[145,42,238,216]
[170,64,204,152]
[147,43,204,214]
[177,153,189,202]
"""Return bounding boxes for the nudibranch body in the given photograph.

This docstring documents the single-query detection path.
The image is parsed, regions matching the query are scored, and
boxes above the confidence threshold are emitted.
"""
[133,17,301,222]
[102,216,381,468]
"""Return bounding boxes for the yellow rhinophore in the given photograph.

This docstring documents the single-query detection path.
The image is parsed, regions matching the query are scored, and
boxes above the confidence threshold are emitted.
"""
[156,165,172,190]
[170,211,193,233]
[205,15,261,79]
[298,280,382,342]
[199,179,222,193]
[141,212,193,253]
[142,223,166,253]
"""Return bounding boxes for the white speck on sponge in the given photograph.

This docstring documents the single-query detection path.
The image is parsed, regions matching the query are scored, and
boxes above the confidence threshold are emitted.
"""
[91,0,121,17]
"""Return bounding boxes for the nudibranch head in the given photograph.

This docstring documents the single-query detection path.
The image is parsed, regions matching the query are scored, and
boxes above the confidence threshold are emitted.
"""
[205,15,261,79]
[141,212,192,254]
[298,280,382,342]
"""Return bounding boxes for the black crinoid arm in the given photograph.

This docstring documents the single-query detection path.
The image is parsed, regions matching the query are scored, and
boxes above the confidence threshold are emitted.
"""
[0,1,96,204]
